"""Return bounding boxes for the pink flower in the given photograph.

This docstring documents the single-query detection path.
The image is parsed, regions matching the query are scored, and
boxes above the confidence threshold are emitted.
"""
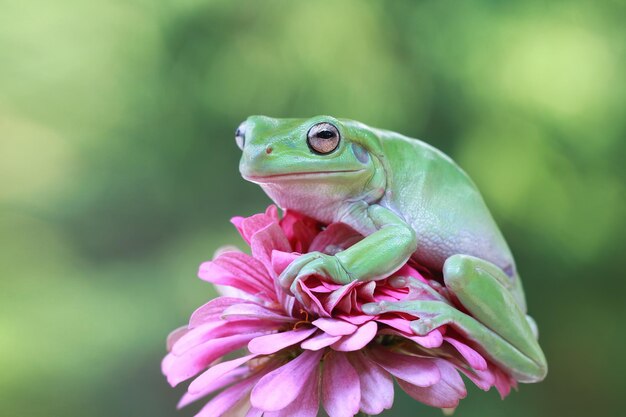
[162,206,515,417]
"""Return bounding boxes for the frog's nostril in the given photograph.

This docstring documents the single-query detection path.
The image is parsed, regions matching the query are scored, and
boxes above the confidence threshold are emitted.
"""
[265,146,273,155]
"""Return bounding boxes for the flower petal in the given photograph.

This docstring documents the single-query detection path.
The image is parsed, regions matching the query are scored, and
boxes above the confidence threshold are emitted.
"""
[271,250,299,276]
[349,351,394,415]
[165,333,264,387]
[394,264,428,283]
[368,347,440,387]
[322,352,361,417]
[312,318,357,336]
[444,337,488,371]
[297,278,331,318]
[452,362,495,391]
[173,320,277,356]
[178,366,249,408]
[300,331,342,351]
[323,280,360,314]
[279,210,321,253]
[336,313,374,326]
[250,223,291,270]
[250,350,323,411]
[248,327,317,355]
[195,373,261,417]
[378,327,444,348]
[189,297,253,327]
[166,326,189,352]
[244,408,264,417]
[231,206,280,244]
[199,251,274,299]
[221,303,295,322]
[493,366,516,399]
[331,321,378,352]
[188,353,258,394]
[397,358,467,408]
[309,222,363,253]
[263,365,320,417]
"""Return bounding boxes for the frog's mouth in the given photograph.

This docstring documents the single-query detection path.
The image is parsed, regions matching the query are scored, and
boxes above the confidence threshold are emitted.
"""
[245,169,365,183]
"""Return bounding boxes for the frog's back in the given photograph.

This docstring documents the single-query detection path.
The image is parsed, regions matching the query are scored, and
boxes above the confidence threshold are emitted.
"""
[374,129,516,278]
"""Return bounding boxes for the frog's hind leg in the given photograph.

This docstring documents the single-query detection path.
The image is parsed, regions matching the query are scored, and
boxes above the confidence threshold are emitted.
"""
[443,254,546,381]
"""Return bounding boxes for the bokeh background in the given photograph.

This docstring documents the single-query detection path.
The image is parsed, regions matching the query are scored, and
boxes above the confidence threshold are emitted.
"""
[1,0,625,416]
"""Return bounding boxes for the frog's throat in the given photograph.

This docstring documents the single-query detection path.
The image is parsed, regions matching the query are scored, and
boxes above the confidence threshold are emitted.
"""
[244,169,366,183]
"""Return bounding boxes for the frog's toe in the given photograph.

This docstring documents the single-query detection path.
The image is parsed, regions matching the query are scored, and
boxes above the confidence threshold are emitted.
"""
[409,315,450,336]
[278,252,321,290]
[362,302,384,315]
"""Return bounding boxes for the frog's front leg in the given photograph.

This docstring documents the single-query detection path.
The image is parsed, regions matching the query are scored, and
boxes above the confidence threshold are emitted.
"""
[279,203,417,294]
[364,255,547,383]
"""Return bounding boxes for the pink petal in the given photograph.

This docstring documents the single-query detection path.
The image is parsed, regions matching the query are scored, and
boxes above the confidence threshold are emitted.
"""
[323,280,360,314]
[312,318,358,336]
[171,322,222,354]
[178,366,249,408]
[279,210,320,253]
[309,223,363,253]
[335,289,355,314]
[265,204,281,221]
[161,352,175,375]
[221,303,295,323]
[188,353,258,394]
[304,279,337,293]
[452,363,495,391]
[336,314,374,325]
[173,320,277,356]
[189,297,253,327]
[244,408,264,417]
[300,331,342,351]
[214,284,257,300]
[356,280,377,302]
[376,316,413,333]
[378,327,444,348]
[231,208,278,244]
[297,278,331,318]
[250,223,291,270]
[248,327,317,354]
[250,350,323,411]
[320,280,343,291]
[331,321,378,352]
[166,326,189,352]
[444,337,488,371]
[199,251,274,299]
[349,351,394,415]
[368,347,440,387]
[164,332,264,387]
[322,352,361,417]
[195,374,261,417]
[493,366,515,398]
[263,365,320,417]
[397,359,467,408]
[271,250,299,276]
[230,216,246,239]
[394,264,428,283]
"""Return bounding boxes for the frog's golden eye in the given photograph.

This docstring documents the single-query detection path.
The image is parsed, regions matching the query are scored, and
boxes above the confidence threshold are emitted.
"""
[307,122,340,154]
[235,122,246,150]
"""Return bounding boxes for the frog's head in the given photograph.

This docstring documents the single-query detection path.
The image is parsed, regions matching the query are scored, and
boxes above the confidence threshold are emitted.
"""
[237,115,386,222]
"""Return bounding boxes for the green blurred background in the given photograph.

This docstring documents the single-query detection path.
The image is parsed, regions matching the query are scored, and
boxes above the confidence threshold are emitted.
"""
[1,0,624,416]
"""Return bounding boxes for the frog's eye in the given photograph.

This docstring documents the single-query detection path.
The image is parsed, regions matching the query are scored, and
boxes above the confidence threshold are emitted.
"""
[307,122,340,154]
[235,122,246,150]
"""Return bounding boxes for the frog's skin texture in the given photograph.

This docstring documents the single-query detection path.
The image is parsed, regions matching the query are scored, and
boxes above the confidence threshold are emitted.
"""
[237,115,547,383]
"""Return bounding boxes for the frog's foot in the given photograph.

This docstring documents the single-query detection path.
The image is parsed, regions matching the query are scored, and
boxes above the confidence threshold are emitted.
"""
[278,252,351,300]
[442,254,547,382]
[362,299,457,336]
